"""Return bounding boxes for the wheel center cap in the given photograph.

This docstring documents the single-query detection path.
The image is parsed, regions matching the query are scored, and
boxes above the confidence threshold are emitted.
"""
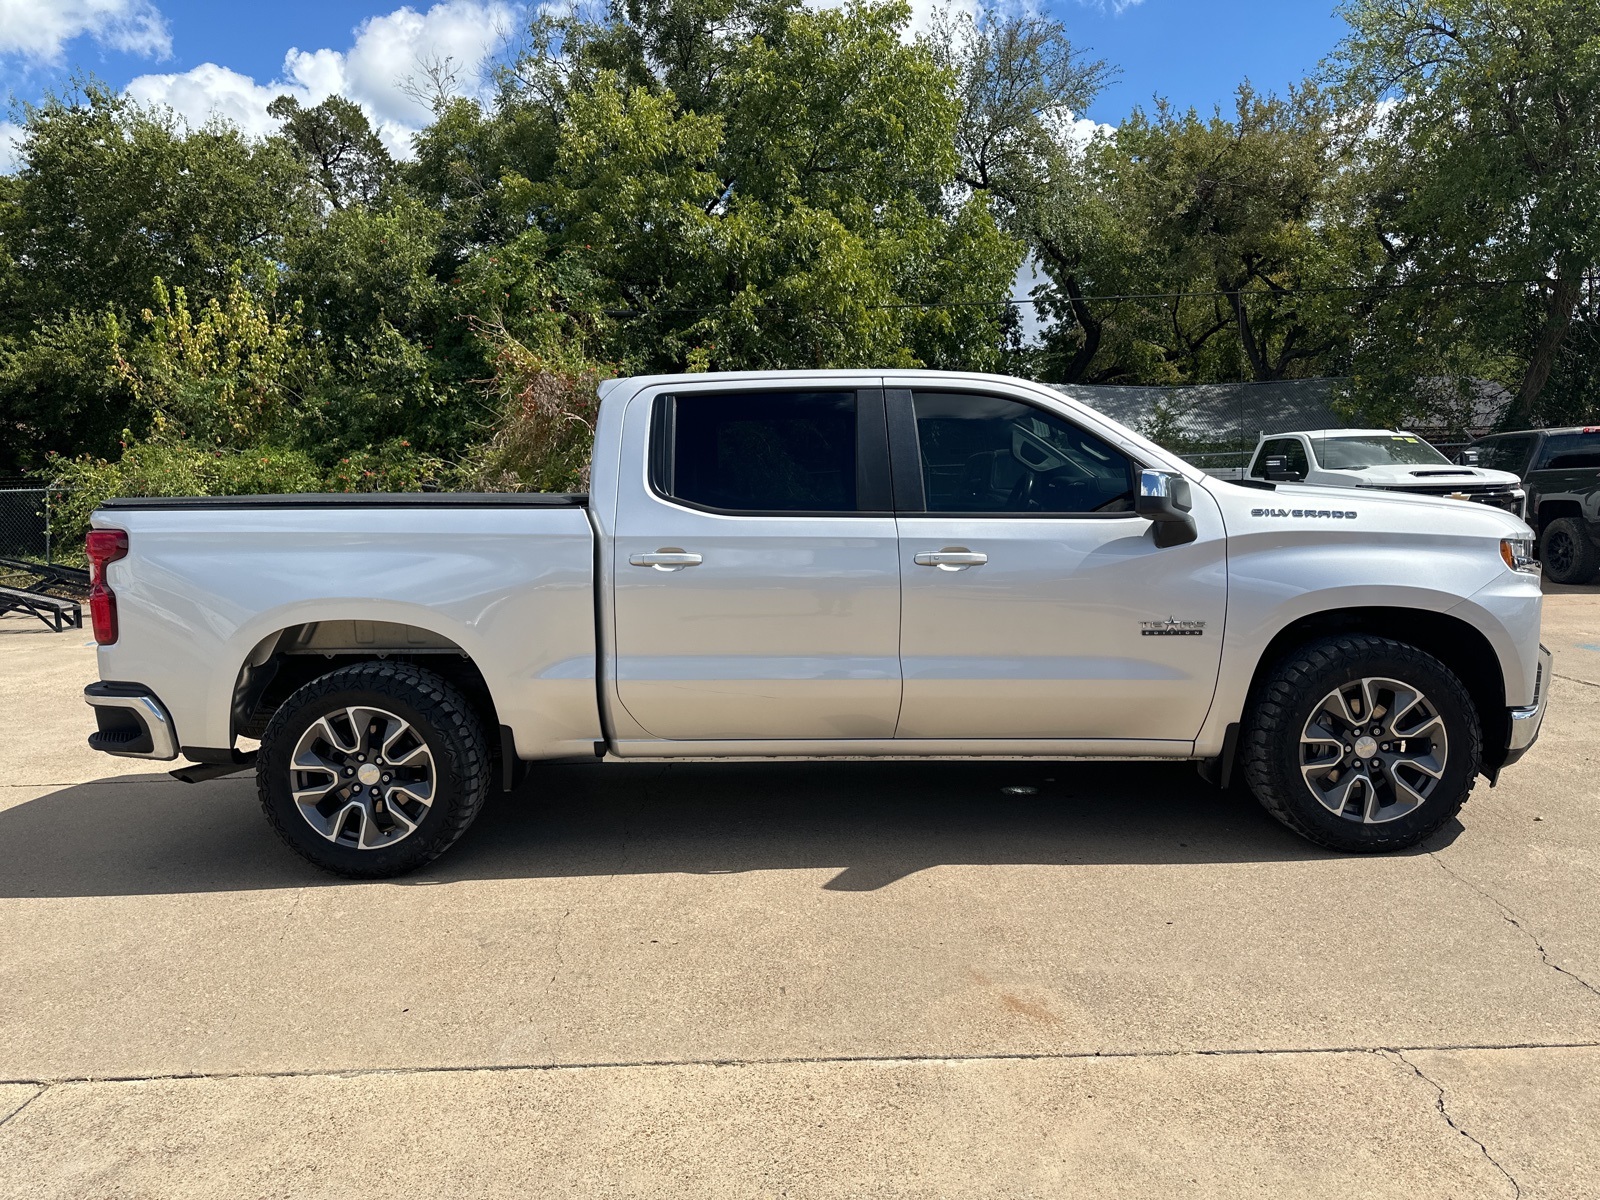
[357,763,382,786]
[1354,735,1379,760]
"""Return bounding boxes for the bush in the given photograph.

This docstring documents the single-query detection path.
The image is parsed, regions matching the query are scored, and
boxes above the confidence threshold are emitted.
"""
[456,319,608,493]
[46,441,324,554]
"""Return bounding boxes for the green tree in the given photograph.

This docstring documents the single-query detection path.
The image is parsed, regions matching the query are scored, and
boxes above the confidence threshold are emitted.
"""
[0,83,308,324]
[1334,0,1600,424]
[1107,84,1366,384]
[268,94,396,211]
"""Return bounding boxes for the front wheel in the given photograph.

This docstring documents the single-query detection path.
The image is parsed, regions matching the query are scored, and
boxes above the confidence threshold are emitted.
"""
[1241,635,1481,852]
[257,662,491,878]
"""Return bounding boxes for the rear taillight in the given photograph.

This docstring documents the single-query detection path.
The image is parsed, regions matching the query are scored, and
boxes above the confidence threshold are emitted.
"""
[86,528,129,645]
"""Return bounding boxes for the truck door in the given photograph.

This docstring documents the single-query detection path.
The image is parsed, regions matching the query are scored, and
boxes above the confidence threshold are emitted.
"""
[889,386,1227,743]
[609,385,903,741]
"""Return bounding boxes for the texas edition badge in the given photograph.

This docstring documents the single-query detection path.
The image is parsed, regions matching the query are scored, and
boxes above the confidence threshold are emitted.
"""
[1141,618,1206,637]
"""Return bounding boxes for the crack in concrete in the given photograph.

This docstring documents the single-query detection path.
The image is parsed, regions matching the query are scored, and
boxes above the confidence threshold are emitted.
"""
[1423,845,1600,1002]
[276,890,305,943]
[1388,1051,1520,1198]
[1553,673,1600,690]
[0,1085,46,1130]
[4,1039,1597,1090]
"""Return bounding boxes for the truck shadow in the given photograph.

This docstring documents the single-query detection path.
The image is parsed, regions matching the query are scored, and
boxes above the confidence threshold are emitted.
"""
[0,759,1461,898]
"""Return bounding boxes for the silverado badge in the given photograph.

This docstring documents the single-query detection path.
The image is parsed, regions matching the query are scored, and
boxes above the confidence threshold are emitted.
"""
[1141,617,1206,637]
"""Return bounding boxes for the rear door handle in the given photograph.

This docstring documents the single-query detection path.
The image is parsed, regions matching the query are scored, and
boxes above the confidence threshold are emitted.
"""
[629,550,703,571]
[914,549,988,570]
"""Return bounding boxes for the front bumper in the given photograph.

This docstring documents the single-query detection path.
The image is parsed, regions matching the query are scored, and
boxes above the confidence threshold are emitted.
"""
[84,682,179,760]
[1502,644,1552,768]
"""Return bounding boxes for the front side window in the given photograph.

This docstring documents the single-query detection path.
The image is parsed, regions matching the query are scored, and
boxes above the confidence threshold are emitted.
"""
[1253,439,1308,477]
[1475,435,1534,474]
[656,390,858,513]
[912,391,1136,514]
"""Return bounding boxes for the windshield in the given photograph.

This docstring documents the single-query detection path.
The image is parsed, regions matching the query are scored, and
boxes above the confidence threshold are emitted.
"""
[1312,435,1453,470]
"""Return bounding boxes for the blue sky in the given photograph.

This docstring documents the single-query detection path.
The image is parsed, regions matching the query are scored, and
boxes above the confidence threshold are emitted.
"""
[0,0,1350,168]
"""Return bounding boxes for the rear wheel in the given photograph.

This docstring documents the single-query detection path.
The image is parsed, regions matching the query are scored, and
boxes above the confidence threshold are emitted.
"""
[1540,516,1598,584]
[1242,635,1480,852]
[257,662,490,878]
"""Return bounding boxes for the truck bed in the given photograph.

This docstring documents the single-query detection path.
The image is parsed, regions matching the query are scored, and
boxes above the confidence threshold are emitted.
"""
[92,494,601,761]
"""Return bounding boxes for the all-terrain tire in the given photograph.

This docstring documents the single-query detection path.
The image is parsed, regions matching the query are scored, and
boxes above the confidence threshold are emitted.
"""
[257,661,490,878]
[1241,635,1481,853]
[1540,516,1599,585]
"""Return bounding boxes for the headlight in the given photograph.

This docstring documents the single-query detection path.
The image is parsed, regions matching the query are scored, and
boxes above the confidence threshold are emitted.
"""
[1500,538,1539,573]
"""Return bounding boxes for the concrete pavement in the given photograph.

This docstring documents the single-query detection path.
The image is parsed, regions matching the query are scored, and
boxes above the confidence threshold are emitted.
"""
[2,599,1597,1197]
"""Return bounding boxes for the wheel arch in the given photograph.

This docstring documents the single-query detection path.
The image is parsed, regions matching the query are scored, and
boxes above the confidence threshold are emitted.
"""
[228,620,521,789]
[1535,497,1583,536]
[1242,607,1510,772]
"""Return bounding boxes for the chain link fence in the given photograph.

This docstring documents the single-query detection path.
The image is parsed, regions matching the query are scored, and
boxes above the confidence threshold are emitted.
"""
[0,485,64,564]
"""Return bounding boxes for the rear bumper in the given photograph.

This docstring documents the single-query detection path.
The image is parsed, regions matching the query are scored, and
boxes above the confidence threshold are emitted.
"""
[84,682,179,760]
[1502,644,1551,768]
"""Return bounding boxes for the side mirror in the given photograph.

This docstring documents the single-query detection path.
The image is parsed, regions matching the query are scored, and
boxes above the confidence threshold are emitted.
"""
[1137,469,1197,548]
[1458,449,1481,467]
[1262,454,1303,482]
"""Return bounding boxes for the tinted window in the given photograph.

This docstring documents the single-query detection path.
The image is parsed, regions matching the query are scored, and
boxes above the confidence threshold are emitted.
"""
[1252,438,1308,477]
[1535,431,1600,470]
[660,391,858,512]
[1471,435,1535,475]
[912,391,1135,514]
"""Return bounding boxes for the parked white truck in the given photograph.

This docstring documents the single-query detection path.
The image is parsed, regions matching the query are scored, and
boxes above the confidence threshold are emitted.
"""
[84,371,1550,876]
[1246,428,1527,516]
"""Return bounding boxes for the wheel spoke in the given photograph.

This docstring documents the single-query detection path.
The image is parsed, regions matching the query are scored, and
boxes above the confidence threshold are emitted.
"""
[1310,766,1363,816]
[1303,717,1345,748]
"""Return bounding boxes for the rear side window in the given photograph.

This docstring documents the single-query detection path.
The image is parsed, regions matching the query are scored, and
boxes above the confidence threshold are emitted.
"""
[1535,431,1600,470]
[1252,438,1308,477]
[911,391,1135,514]
[655,391,859,513]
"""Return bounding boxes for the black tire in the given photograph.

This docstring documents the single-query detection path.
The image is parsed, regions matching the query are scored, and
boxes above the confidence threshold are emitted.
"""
[1540,516,1599,584]
[1241,635,1481,852]
[257,661,490,878]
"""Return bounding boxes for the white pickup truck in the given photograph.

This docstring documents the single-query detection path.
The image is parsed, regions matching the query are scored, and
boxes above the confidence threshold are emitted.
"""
[84,370,1550,877]
[1246,428,1527,516]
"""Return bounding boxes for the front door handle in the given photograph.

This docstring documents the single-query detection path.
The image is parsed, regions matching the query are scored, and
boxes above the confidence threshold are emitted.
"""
[629,550,703,571]
[914,549,988,570]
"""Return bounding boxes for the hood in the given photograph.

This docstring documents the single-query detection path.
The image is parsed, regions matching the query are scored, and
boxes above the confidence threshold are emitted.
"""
[1213,478,1533,537]
[1316,464,1523,488]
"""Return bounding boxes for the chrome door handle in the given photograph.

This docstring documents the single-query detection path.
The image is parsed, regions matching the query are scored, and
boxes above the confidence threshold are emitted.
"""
[914,549,988,570]
[629,550,703,571]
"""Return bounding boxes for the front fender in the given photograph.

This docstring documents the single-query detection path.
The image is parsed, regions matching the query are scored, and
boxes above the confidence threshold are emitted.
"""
[1196,527,1533,755]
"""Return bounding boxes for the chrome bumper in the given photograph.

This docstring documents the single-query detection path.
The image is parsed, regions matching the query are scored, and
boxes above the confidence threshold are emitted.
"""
[1503,644,1551,766]
[84,682,179,760]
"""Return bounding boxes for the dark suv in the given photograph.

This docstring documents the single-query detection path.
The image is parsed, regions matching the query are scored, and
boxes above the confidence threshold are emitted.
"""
[1460,426,1600,583]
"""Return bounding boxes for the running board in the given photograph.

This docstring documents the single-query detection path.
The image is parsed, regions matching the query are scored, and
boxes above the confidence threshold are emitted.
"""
[170,751,258,784]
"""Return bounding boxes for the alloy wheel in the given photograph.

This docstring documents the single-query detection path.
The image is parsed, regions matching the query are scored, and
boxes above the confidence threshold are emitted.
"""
[1299,677,1449,825]
[289,706,437,849]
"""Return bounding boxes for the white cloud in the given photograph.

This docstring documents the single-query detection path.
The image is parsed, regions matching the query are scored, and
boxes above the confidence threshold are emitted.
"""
[1077,0,1144,13]
[0,120,23,174]
[0,0,171,64]
[124,1,514,158]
